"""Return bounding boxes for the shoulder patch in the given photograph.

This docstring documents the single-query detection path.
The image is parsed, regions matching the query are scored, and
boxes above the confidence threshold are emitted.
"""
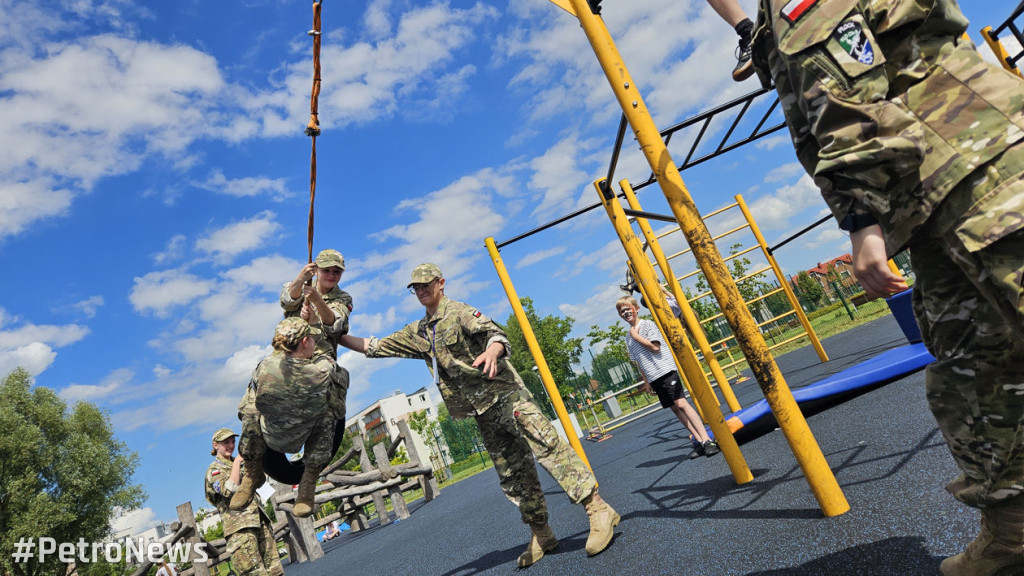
[834,20,875,64]
[210,470,221,476]
[346,303,353,312]
[473,311,481,318]
[213,480,221,493]
[780,0,817,23]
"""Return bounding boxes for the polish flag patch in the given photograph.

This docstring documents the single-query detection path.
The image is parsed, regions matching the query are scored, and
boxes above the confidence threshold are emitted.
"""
[780,0,817,23]
[211,470,221,476]
[473,311,481,318]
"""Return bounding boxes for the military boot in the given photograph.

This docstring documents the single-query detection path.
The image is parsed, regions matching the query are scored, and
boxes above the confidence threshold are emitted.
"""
[229,457,265,510]
[292,467,319,518]
[582,490,620,556]
[940,499,1024,576]
[516,523,559,567]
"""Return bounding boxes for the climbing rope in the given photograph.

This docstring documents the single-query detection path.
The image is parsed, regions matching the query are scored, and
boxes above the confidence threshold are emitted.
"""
[304,1,327,335]
[306,0,323,265]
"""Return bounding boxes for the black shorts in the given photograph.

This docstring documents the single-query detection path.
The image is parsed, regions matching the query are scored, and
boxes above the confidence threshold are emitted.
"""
[649,371,685,409]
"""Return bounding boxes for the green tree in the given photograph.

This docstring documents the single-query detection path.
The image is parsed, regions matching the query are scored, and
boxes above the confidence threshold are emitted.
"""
[586,323,629,364]
[796,271,826,308]
[503,297,583,398]
[435,404,483,463]
[0,368,145,576]
[408,410,445,465]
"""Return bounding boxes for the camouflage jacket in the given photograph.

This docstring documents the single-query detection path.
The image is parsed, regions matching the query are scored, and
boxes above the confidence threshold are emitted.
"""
[204,456,266,536]
[366,296,522,419]
[751,0,1024,255]
[252,352,347,453]
[280,284,353,359]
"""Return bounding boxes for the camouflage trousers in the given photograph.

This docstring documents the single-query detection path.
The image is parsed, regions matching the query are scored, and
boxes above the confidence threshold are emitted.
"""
[474,387,597,525]
[238,377,347,473]
[226,518,284,576]
[909,145,1024,509]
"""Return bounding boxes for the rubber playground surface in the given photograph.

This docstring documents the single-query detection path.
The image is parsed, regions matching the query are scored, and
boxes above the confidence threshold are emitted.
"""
[287,315,974,575]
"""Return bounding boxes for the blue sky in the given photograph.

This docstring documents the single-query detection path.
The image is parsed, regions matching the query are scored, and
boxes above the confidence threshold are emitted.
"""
[0,0,1014,535]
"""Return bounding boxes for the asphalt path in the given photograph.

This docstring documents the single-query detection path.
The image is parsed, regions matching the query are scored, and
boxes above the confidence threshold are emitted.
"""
[287,315,976,575]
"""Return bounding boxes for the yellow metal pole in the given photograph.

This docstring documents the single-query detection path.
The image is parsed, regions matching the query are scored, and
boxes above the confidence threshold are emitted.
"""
[565,0,848,515]
[982,26,1023,77]
[621,180,741,412]
[735,195,828,362]
[886,259,903,277]
[597,180,752,485]
[485,237,593,471]
[628,260,711,421]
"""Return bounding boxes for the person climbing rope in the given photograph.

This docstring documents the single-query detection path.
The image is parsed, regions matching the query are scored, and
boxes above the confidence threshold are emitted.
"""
[231,317,348,518]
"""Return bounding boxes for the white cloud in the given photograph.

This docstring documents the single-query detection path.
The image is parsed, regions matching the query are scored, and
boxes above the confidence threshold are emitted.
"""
[0,308,90,377]
[755,134,791,151]
[764,162,804,183]
[70,295,105,319]
[0,179,74,238]
[559,283,629,332]
[221,255,303,294]
[194,211,281,265]
[364,166,516,302]
[248,2,500,133]
[193,169,291,201]
[153,235,187,265]
[745,174,822,231]
[515,246,567,269]
[0,319,90,349]
[130,269,215,317]
[528,133,602,218]
[110,506,160,538]
[0,343,57,377]
[61,367,133,404]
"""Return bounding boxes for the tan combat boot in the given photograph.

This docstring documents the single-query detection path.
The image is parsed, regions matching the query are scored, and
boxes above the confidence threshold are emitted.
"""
[229,458,265,510]
[940,500,1024,576]
[582,490,620,556]
[292,467,319,518]
[516,523,559,567]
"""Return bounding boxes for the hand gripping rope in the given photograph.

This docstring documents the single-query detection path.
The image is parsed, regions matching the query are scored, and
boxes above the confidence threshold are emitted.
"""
[262,0,347,486]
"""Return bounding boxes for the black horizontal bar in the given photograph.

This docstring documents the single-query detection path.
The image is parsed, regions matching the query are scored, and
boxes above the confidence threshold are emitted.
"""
[622,207,677,224]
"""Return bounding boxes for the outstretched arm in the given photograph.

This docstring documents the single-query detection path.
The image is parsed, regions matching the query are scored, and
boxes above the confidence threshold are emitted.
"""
[850,225,907,299]
[339,334,368,354]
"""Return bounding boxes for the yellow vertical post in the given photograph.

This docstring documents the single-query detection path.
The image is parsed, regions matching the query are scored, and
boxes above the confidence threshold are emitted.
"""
[627,260,711,421]
[886,259,903,277]
[981,26,1023,77]
[735,195,828,362]
[597,180,753,485]
[563,0,848,515]
[621,180,741,412]
[485,237,593,471]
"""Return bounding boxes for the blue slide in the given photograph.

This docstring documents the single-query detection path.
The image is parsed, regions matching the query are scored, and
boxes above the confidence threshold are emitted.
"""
[723,343,934,438]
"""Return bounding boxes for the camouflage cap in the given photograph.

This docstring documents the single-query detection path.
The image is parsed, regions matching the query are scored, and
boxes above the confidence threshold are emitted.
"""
[407,263,443,287]
[212,428,237,442]
[275,316,311,348]
[315,249,345,270]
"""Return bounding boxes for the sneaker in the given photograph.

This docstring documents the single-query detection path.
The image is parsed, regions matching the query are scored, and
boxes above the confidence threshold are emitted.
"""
[732,43,753,82]
[702,440,721,457]
[688,441,704,459]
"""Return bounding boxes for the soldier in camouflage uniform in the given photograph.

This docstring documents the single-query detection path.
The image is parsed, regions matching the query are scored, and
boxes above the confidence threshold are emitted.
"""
[281,249,353,359]
[204,428,284,576]
[231,317,349,518]
[750,1,1024,573]
[339,263,620,567]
